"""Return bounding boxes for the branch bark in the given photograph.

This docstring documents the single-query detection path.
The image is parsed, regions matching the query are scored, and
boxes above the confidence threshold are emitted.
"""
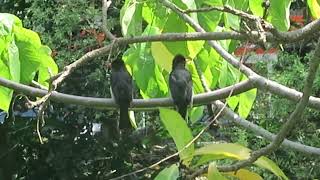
[0,77,255,110]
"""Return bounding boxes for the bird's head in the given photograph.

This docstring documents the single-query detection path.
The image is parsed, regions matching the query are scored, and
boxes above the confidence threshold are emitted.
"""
[111,59,126,71]
[172,54,187,69]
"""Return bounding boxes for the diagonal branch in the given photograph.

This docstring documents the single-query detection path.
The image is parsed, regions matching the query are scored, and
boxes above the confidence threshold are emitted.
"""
[216,37,320,172]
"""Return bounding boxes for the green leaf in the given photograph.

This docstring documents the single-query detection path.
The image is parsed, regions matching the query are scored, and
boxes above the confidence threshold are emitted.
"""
[186,61,205,94]
[195,143,288,180]
[224,169,263,180]
[8,40,20,82]
[196,47,221,89]
[198,0,223,32]
[37,46,58,87]
[267,0,292,31]
[173,0,198,22]
[0,13,22,36]
[162,13,204,59]
[189,106,204,124]
[159,108,194,166]
[208,162,228,180]
[249,0,264,17]
[219,61,241,110]
[223,0,240,30]
[124,26,168,98]
[307,0,320,19]
[151,41,174,72]
[14,26,57,84]
[120,0,143,37]
[162,13,189,57]
[0,57,13,112]
[238,76,257,118]
[154,164,179,180]
[142,1,169,30]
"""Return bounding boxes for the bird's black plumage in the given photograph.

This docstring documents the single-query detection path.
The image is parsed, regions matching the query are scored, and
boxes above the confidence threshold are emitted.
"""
[110,59,133,130]
[169,54,193,119]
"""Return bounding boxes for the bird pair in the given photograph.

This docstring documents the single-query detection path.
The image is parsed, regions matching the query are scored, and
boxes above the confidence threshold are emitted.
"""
[110,55,193,130]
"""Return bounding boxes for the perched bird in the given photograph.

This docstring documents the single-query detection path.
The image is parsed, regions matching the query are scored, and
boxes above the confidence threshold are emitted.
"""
[169,54,193,119]
[110,59,133,130]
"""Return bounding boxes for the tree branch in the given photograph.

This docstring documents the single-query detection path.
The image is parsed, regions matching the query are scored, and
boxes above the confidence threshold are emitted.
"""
[102,0,116,40]
[215,100,320,155]
[0,77,255,110]
[217,37,320,172]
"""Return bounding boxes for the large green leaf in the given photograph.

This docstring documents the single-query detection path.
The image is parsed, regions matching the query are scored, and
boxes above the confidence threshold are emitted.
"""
[124,26,168,98]
[154,164,179,180]
[307,0,320,19]
[120,0,143,37]
[0,13,58,112]
[249,0,264,17]
[223,0,240,30]
[0,13,22,36]
[186,61,205,94]
[0,56,13,112]
[267,0,292,31]
[238,76,257,118]
[196,47,221,89]
[159,108,194,166]
[8,40,20,82]
[219,61,240,110]
[162,13,189,57]
[194,143,288,180]
[37,46,58,87]
[143,1,169,30]
[14,26,58,84]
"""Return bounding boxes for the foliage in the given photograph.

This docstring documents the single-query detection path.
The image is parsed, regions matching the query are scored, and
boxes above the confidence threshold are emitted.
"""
[0,13,58,111]
[0,0,320,179]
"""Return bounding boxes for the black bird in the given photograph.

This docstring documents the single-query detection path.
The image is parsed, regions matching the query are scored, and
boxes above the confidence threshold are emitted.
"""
[110,59,133,130]
[169,54,193,119]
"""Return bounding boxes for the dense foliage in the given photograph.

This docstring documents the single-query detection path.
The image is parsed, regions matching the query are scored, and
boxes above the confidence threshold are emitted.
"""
[0,0,320,179]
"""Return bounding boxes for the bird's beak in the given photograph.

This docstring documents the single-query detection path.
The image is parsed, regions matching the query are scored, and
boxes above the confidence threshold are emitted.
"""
[186,57,192,62]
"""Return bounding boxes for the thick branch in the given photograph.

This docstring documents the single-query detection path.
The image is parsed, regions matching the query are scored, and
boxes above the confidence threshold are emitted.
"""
[0,77,255,110]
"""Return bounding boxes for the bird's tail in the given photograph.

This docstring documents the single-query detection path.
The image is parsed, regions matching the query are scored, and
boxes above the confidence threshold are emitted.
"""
[178,105,188,120]
[119,105,131,130]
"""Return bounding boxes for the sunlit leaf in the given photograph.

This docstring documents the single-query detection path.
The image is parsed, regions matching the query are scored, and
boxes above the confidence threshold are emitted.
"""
[124,26,168,98]
[307,0,320,19]
[194,143,288,179]
[0,57,13,112]
[224,169,263,180]
[249,0,264,17]
[0,13,22,36]
[159,108,194,166]
[14,26,58,85]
